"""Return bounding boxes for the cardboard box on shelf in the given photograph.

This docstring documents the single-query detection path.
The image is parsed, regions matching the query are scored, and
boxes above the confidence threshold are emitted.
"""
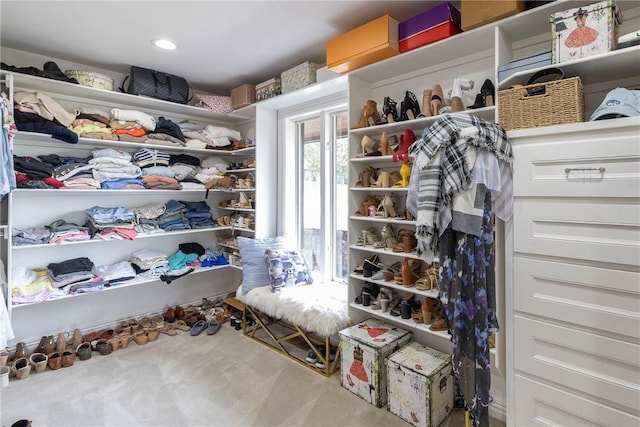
[461,0,525,31]
[327,15,400,74]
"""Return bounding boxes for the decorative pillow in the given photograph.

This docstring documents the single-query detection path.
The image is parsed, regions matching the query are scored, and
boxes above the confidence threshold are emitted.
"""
[264,249,314,292]
[237,236,286,295]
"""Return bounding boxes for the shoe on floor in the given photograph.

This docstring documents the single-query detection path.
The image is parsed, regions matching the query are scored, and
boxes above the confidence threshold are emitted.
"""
[190,320,208,336]
[206,320,222,335]
[315,346,337,369]
[305,345,325,364]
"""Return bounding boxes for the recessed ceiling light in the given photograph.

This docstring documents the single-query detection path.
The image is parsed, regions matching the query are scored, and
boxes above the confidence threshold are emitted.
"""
[152,39,177,50]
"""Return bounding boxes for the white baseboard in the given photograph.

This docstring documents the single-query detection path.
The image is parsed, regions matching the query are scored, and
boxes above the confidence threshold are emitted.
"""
[490,400,507,423]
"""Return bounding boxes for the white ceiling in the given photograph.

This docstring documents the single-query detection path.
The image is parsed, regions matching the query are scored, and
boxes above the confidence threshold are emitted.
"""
[0,1,450,95]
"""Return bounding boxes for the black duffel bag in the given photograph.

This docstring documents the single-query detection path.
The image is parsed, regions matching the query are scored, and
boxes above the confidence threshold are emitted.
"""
[120,66,192,104]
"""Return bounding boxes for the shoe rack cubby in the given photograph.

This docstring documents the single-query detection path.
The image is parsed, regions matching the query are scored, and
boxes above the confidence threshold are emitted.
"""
[3,70,257,344]
[346,1,640,422]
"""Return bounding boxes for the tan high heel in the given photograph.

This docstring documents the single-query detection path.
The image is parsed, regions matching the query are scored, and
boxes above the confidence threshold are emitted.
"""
[359,135,378,157]
[371,171,390,188]
[419,88,433,117]
[380,132,390,156]
[430,84,444,116]
[352,100,381,129]
[381,193,397,218]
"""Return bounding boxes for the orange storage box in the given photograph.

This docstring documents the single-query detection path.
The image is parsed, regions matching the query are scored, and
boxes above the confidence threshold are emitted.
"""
[327,15,400,74]
[461,0,525,31]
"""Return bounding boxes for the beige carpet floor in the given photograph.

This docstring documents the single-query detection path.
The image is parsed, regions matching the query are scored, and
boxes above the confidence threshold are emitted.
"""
[0,323,505,427]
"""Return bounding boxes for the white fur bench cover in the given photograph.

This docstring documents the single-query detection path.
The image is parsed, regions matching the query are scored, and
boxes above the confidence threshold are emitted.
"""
[236,283,351,337]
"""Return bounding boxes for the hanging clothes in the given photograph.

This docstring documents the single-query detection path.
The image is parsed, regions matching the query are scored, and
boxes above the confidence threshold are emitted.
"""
[407,113,512,261]
[439,192,498,427]
[407,113,513,427]
[1,91,18,197]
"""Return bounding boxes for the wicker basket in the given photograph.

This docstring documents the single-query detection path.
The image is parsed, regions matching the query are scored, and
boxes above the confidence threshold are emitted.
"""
[64,69,114,91]
[230,84,255,110]
[498,76,584,131]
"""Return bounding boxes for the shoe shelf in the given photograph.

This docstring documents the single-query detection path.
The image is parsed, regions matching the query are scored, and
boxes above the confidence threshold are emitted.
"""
[349,106,496,136]
[350,273,438,299]
[224,167,256,174]
[350,187,407,193]
[350,215,415,226]
[10,263,232,309]
[350,245,421,260]
[217,207,255,213]
[349,302,451,339]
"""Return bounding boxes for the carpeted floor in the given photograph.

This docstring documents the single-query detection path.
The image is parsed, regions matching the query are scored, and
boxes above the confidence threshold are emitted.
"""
[0,322,505,427]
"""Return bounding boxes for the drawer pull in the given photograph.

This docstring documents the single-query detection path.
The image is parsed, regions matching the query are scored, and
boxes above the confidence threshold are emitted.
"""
[564,167,605,174]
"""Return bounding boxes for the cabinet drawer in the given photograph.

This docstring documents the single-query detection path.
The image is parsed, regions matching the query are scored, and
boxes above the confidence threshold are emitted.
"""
[512,123,640,198]
[514,374,640,427]
[514,316,640,413]
[513,199,640,266]
[513,257,640,339]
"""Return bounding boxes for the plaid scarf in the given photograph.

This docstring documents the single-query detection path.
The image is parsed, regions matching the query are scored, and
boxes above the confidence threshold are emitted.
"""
[408,114,512,257]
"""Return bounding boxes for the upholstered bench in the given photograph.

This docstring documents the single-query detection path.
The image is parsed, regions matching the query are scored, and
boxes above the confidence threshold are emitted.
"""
[236,282,350,377]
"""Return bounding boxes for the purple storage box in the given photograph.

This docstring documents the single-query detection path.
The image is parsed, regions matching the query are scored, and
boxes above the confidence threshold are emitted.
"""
[398,2,462,41]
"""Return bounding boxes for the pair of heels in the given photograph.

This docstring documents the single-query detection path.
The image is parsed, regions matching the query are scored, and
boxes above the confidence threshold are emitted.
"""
[353,100,382,129]
[468,79,495,109]
[392,129,415,164]
[361,132,398,157]
[418,85,444,117]
[399,91,421,121]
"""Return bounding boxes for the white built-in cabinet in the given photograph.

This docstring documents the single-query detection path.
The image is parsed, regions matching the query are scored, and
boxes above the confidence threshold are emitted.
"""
[345,0,640,423]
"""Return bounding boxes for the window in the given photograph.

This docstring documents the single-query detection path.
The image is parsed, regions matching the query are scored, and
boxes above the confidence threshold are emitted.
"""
[280,105,348,284]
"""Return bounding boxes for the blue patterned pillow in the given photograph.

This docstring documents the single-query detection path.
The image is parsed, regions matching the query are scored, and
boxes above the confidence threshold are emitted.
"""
[264,249,314,292]
[238,236,286,295]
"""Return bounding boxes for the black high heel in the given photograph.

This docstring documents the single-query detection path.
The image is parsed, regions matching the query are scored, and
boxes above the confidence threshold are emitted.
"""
[468,93,485,109]
[480,79,495,107]
[382,97,398,123]
[399,91,420,121]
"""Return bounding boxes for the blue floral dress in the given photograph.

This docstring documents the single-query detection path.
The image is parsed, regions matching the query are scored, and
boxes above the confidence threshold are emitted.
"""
[438,192,498,427]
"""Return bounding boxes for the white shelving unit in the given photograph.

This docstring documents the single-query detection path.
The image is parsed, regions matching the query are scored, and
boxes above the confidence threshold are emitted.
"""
[345,0,640,422]
[3,70,257,343]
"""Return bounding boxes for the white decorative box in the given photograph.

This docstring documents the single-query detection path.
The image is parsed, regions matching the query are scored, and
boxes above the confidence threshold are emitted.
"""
[387,342,454,427]
[550,0,622,64]
[281,61,319,94]
[255,77,281,101]
[339,318,412,407]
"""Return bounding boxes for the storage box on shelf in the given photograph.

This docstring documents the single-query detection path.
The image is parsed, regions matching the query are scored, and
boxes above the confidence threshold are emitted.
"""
[460,0,525,31]
[327,14,400,74]
[387,342,454,427]
[339,318,412,407]
[550,0,622,64]
[398,2,462,53]
[255,77,281,101]
[64,69,114,91]
[497,51,552,83]
[230,84,255,109]
[281,62,318,94]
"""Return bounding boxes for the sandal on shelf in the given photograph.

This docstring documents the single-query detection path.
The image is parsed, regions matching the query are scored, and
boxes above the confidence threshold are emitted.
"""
[418,88,433,117]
